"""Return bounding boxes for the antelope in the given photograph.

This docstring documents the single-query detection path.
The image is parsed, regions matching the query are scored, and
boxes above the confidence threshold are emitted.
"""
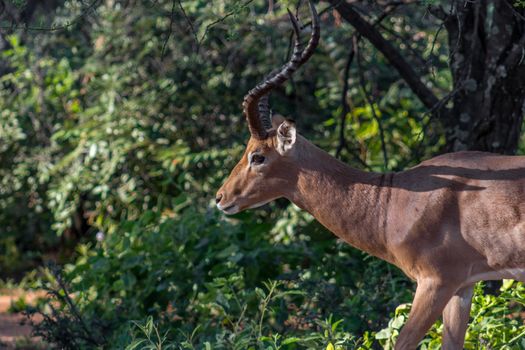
[215,2,525,349]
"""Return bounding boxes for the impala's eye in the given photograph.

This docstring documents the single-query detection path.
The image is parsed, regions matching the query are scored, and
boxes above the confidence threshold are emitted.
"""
[251,154,265,165]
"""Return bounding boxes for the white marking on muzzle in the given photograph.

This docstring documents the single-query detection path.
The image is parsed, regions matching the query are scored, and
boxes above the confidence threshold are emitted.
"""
[217,202,240,215]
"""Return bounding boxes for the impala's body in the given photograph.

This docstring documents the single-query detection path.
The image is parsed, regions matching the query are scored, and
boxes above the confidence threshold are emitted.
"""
[216,3,525,348]
[389,152,525,283]
[218,132,525,283]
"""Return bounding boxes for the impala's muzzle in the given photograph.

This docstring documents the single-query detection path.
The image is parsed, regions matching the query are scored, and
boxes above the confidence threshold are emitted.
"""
[218,203,239,215]
[216,201,240,215]
[215,190,241,215]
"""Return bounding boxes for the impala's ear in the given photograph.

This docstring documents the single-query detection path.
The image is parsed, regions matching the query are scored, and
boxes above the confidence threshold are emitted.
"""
[276,119,296,155]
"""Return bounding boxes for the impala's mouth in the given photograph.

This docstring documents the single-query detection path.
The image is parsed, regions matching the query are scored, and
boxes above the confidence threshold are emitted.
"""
[248,199,273,209]
[217,203,240,215]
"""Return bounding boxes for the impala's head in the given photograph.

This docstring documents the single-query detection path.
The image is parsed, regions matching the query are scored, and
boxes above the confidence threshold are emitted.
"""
[216,1,319,215]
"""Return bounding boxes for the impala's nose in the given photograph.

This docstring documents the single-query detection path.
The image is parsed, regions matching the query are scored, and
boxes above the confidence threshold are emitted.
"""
[215,193,223,204]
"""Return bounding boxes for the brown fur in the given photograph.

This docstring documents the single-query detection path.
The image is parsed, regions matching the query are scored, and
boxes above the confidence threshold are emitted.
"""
[217,125,525,349]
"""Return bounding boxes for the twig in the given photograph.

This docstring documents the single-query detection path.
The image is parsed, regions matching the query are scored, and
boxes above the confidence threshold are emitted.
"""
[52,268,101,346]
[197,0,255,50]
[378,0,420,6]
[300,0,344,28]
[448,1,463,64]
[336,3,400,164]
[335,46,355,159]
[0,0,100,31]
[177,0,198,47]
[355,36,389,170]
[410,82,464,163]
[161,0,178,58]
[504,0,525,22]
[169,0,255,53]
[327,0,441,110]
[428,22,444,79]
[377,22,428,68]
[427,4,448,21]
[295,0,303,18]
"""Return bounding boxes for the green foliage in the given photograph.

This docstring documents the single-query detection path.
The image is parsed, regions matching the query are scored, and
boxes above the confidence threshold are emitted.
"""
[2,1,522,349]
[30,202,525,349]
[374,282,525,350]
[465,281,525,349]
[127,316,176,350]
[374,303,411,350]
[514,1,525,9]
[0,0,447,258]
[28,204,411,349]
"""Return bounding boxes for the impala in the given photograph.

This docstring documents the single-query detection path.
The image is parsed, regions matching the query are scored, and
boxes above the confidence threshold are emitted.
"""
[216,2,525,349]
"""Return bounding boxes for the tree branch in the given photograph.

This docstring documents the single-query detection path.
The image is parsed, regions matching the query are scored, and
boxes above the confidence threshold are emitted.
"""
[355,36,389,170]
[427,4,448,21]
[325,0,440,110]
[197,0,255,49]
[503,31,525,67]
[336,3,398,162]
[336,45,355,159]
[161,0,178,58]
[0,0,100,31]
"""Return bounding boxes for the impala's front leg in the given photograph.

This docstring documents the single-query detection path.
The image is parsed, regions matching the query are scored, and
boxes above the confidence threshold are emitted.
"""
[395,279,457,350]
[441,285,474,350]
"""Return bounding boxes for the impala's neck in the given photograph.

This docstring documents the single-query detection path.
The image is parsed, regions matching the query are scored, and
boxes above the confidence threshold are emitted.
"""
[284,137,396,264]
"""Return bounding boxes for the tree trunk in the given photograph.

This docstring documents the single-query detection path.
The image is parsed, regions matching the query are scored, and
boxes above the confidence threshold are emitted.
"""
[330,0,525,155]
[444,1,525,154]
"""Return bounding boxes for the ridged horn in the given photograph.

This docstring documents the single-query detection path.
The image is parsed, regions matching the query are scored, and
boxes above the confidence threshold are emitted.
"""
[242,0,320,139]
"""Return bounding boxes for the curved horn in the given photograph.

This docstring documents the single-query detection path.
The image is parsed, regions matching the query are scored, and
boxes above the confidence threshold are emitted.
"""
[257,69,281,129]
[298,0,320,65]
[243,0,320,139]
[258,94,273,130]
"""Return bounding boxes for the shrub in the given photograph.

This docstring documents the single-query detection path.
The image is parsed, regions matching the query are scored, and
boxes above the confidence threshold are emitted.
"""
[28,200,412,349]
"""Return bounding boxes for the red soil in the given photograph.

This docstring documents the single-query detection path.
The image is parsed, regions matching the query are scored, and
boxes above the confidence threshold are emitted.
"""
[0,292,45,349]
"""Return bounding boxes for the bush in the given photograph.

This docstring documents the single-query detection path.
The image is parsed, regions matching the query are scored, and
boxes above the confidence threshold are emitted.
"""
[28,200,413,349]
[373,282,525,350]
[28,206,525,349]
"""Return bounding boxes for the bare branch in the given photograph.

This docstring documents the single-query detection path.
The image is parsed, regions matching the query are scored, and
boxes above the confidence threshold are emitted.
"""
[428,22,444,78]
[377,0,420,6]
[177,0,198,46]
[169,0,255,53]
[300,0,344,28]
[336,3,398,162]
[0,0,100,31]
[335,47,371,171]
[427,4,448,21]
[503,0,525,22]
[336,45,355,159]
[197,0,255,49]
[377,22,428,68]
[411,81,465,163]
[355,36,389,170]
[161,0,178,59]
[326,0,441,111]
